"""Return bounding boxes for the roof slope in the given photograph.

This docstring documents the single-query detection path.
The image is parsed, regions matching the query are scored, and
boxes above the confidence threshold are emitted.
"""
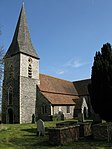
[42,92,77,105]
[73,79,91,96]
[39,74,79,105]
[5,3,39,59]
[40,74,78,95]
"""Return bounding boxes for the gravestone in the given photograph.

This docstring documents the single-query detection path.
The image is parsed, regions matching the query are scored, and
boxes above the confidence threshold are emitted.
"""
[58,111,64,120]
[32,114,35,123]
[36,119,45,136]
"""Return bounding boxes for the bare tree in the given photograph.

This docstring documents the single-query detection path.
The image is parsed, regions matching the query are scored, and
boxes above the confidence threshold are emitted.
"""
[0,31,4,112]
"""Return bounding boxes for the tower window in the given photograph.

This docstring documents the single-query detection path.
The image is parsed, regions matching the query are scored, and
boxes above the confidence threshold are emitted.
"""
[28,64,32,78]
[28,58,32,63]
[8,87,13,105]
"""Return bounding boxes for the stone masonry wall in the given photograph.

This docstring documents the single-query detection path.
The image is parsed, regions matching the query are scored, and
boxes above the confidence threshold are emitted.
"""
[36,91,51,121]
[48,126,79,145]
[19,53,39,123]
[92,123,112,141]
[2,54,20,123]
[20,76,38,123]
[20,54,39,80]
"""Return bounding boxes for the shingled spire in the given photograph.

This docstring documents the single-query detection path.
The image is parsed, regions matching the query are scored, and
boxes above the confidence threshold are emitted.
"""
[5,3,39,59]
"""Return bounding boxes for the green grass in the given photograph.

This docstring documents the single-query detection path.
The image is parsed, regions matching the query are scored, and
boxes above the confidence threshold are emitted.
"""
[0,121,112,149]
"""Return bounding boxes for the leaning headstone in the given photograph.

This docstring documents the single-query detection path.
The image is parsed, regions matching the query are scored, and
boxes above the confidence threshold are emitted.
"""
[36,119,45,136]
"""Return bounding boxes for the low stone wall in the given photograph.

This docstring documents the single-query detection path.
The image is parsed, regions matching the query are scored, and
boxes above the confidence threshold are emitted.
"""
[78,122,92,138]
[92,123,112,141]
[48,125,79,145]
[56,121,77,127]
[56,121,92,138]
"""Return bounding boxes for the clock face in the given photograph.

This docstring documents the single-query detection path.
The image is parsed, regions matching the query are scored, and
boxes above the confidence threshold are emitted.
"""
[28,57,32,63]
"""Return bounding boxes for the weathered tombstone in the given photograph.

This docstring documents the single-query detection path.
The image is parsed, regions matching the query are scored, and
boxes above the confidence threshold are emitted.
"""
[36,119,45,136]
[32,114,35,123]
[58,111,64,121]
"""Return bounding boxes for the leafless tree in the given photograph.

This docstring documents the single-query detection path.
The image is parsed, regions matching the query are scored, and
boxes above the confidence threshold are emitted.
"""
[0,31,4,112]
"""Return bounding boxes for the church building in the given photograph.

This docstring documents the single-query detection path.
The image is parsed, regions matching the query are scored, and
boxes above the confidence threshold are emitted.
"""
[2,4,92,124]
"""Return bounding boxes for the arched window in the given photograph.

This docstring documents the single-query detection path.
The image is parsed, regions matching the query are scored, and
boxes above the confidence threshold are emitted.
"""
[8,87,13,105]
[28,64,32,78]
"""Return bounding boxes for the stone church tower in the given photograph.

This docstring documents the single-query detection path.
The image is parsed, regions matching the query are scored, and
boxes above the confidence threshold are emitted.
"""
[2,4,40,123]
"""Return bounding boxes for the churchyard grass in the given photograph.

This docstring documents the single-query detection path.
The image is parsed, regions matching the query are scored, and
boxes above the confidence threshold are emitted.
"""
[0,121,112,149]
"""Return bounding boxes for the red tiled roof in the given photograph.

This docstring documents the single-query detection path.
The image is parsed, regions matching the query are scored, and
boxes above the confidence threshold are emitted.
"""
[41,92,78,105]
[39,74,78,95]
[39,74,79,105]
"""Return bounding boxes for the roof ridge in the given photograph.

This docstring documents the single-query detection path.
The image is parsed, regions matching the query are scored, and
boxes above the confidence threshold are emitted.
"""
[40,89,79,96]
[73,78,91,83]
[39,73,73,83]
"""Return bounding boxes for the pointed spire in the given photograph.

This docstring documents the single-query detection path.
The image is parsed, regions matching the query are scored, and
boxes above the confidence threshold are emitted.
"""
[5,3,39,59]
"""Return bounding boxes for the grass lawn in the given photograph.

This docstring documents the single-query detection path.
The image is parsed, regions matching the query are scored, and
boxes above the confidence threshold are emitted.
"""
[0,121,112,149]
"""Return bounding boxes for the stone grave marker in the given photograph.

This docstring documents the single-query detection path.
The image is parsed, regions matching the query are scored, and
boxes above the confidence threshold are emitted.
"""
[36,119,45,136]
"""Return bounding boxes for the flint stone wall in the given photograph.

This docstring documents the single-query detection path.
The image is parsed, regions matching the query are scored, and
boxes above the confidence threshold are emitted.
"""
[56,121,92,138]
[78,122,92,137]
[48,125,79,145]
[92,123,112,141]
[56,121,77,127]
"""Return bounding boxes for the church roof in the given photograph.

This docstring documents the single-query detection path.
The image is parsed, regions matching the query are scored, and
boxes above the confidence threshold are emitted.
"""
[42,92,77,105]
[4,3,39,59]
[39,74,79,105]
[39,74,78,95]
[73,79,91,96]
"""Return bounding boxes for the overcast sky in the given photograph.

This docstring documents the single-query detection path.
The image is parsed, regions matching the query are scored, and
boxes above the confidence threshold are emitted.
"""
[1,0,112,81]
